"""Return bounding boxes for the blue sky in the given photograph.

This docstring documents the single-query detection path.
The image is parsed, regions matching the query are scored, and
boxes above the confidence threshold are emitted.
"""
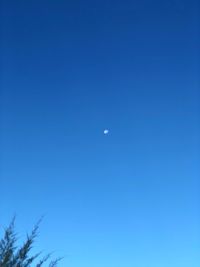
[0,1,199,266]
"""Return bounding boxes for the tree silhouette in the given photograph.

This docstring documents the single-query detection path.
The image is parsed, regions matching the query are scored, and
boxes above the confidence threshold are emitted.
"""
[0,218,61,267]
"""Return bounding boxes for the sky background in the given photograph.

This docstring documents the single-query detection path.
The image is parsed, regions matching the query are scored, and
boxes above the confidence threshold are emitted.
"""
[0,0,199,266]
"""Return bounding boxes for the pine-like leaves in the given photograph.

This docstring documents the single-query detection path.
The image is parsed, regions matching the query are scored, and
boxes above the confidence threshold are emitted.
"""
[0,218,17,266]
[0,219,60,267]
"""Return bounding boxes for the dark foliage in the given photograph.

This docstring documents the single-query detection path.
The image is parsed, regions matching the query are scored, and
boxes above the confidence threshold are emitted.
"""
[0,218,61,267]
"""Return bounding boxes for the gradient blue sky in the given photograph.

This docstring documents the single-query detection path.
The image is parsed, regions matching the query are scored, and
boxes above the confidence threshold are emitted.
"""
[0,1,200,266]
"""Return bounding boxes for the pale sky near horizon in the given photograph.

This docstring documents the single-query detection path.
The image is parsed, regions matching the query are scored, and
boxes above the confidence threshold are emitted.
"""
[0,1,200,266]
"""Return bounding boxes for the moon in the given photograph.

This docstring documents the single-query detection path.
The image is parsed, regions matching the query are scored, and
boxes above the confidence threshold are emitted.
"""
[103,129,109,135]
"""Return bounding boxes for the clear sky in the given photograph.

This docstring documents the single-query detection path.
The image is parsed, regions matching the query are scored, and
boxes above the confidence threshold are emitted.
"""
[0,1,199,266]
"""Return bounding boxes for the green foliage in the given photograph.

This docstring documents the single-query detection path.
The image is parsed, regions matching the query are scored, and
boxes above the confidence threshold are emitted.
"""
[0,218,60,267]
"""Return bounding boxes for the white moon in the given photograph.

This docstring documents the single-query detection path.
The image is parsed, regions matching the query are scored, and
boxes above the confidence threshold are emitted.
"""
[104,129,109,135]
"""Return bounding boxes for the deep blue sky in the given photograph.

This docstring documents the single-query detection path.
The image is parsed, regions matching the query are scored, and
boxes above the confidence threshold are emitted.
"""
[0,1,199,266]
